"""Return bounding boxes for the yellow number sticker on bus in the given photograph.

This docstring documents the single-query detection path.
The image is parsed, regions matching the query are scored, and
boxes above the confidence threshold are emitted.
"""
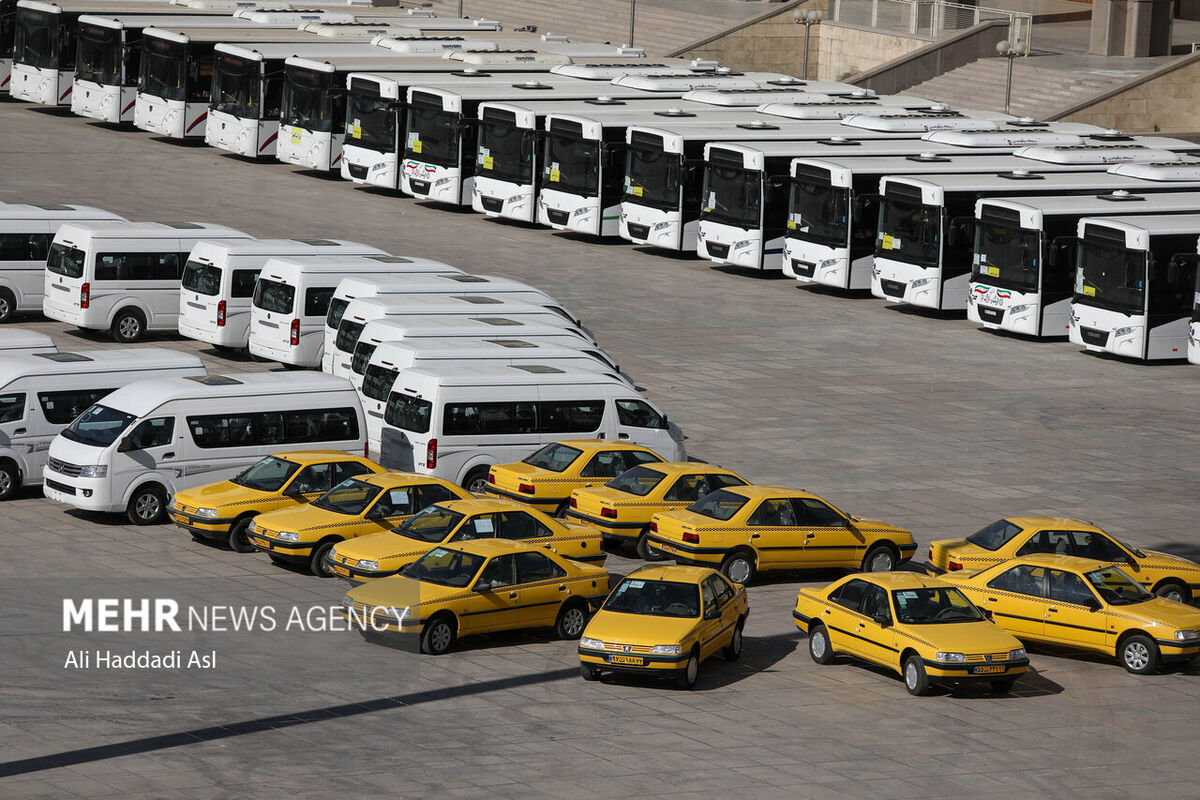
[483,156,493,170]
[632,186,643,197]
[411,139,422,154]
[882,234,895,250]
[290,128,302,145]
[985,266,999,277]
[787,220,796,230]
[350,124,362,140]
[549,168,561,182]
[1083,286,1096,297]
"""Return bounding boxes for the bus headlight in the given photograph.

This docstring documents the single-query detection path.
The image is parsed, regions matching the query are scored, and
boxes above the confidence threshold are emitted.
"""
[1114,326,1136,337]
[734,240,753,250]
[572,207,589,217]
[433,177,453,188]
[652,221,672,231]
[910,277,934,288]
[1008,304,1033,314]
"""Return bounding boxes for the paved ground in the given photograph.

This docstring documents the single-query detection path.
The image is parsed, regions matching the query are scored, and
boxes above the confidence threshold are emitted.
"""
[0,101,1198,800]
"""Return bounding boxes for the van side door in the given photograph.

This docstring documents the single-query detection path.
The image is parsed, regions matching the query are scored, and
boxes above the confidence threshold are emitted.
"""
[612,397,680,459]
[112,415,178,496]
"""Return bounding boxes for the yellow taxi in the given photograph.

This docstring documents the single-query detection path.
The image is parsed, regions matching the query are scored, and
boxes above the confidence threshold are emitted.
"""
[578,565,749,689]
[647,485,917,584]
[566,462,748,559]
[942,554,1200,674]
[340,539,611,654]
[327,498,606,584]
[247,472,470,577]
[794,572,1028,696]
[485,440,664,516]
[927,516,1200,603]
[169,451,381,552]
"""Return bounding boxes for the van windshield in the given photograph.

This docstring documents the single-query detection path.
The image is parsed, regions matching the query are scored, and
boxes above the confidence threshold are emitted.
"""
[182,261,222,296]
[384,391,432,433]
[61,404,137,447]
[326,297,351,330]
[47,243,86,278]
[253,278,295,314]
[362,363,399,402]
[334,320,365,353]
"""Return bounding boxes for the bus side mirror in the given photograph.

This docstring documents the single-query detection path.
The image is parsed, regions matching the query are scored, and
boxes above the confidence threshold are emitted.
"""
[947,216,974,249]
[767,174,790,189]
[1047,236,1077,269]
[1168,253,1200,284]
[456,118,476,135]
[386,102,403,113]
[853,193,878,217]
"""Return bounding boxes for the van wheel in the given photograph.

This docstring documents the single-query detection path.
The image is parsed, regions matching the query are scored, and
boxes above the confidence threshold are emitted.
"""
[228,517,256,553]
[0,460,19,500]
[463,466,491,495]
[127,484,166,525]
[111,308,146,343]
[0,289,15,323]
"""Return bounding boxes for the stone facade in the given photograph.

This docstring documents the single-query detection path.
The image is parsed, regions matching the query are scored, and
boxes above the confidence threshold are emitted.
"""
[1057,52,1200,132]
[816,23,928,82]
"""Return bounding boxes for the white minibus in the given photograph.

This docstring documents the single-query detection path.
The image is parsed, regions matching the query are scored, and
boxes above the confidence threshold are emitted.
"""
[330,294,593,379]
[0,202,125,322]
[0,328,57,356]
[0,347,204,499]
[379,364,685,492]
[247,254,457,368]
[43,221,252,342]
[42,372,365,523]
[179,237,387,351]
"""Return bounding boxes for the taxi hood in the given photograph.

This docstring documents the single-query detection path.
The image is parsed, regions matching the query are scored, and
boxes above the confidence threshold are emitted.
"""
[1122,597,1200,630]
[174,480,265,507]
[336,530,428,562]
[257,504,344,532]
[584,609,699,645]
[348,573,465,609]
[900,619,1021,653]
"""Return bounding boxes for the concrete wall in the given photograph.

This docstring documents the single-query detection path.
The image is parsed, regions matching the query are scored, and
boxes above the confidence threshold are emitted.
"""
[849,19,1009,95]
[1052,49,1200,131]
[816,23,928,81]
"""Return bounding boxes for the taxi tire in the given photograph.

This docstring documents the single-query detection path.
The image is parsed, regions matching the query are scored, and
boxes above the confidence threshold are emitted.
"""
[675,648,700,689]
[580,662,600,681]
[309,539,339,577]
[636,531,667,562]
[809,624,834,665]
[111,308,145,343]
[903,654,931,696]
[127,484,166,525]
[554,600,589,640]
[228,517,256,553]
[1118,633,1159,675]
[553,501,570,519]
[0,460,18,500]
[463,466,491,496]
[1153,581,1190,605]
[722,619,744,661]
[421,614,456,655]
[862,544,898,573]
[720,551,756,585]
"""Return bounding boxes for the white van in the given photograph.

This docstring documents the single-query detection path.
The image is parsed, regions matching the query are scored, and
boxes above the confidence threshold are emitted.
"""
[178,238,388,351]
[0,203,126,323]
[379,364,686,492]
[42,372,366,524]
[329,295,595,379]
[360,337,635,450]
[247,255,463,369]
[0,348,206,499]
[43,221,252,342]
[0,328,57,357]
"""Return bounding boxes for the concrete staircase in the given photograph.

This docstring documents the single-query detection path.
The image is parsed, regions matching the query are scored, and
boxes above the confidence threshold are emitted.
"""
[420,0,751,56]
[903,58,1136,121]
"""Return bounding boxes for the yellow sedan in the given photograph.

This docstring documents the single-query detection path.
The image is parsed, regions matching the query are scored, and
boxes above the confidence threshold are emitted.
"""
[794,572,1028,695]
[578,565,749,689]
[247,472,471,576]
[341,539,611,654]
[648,485,917,584]
[927,516,1200,603]
[485,439,664,516]
[943,554,1200,674]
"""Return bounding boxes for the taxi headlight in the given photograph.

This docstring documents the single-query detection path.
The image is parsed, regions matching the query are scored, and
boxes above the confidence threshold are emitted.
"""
[651,644,682,655]
[78,465,107,478]
[276,531,300,542]
[247,519,257,532]
[356,559,380,571]
[1174,630,1199,641]
[341,593,354,607]
[1009,648,1027,660]
[195,507,218,518]
[580,637,603,649]
[936,651,966,662]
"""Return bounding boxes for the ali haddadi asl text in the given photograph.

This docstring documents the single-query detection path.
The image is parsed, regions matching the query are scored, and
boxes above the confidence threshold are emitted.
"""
[63,649,217,670]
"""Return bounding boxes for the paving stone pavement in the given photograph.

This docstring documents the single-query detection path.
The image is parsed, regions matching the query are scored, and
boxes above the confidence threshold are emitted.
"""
[0,101,1198,799]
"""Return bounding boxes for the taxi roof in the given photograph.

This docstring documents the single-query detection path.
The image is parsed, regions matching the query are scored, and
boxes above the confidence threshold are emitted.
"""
[552,439,660,451]
[625,564,719,583]
[721,485,818,500]
[1001,553,1113,572]
[640,462,739,477]
[855,572,950,590]
[437,538,562,557]
[438,498,540,514]
[273,450,370,464]
[1002,515,1103,530]
[359,471,451,488]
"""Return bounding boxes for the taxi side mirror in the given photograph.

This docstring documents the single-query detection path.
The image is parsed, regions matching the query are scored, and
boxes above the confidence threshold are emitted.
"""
[981,609,994,621]
[873,613,892,629]
[1084,598,1101,612]
[703,605,720,620]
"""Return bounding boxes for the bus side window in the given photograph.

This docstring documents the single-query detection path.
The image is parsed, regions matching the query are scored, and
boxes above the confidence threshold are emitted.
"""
[1160,253,1199,315]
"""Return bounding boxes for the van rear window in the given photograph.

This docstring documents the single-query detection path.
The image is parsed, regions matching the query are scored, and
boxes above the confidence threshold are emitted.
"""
[47,243,85,278]
[182,261,221,296]
[384,392,432,434]
[253,279,295,314]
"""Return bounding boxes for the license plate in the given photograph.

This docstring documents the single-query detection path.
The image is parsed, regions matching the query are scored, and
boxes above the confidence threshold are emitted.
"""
[333,565,349,578]
[171,513,187,524]
[608,654,644,666]
[256,538,271,551]
[659,542,678,554]
[971,664,1005,674]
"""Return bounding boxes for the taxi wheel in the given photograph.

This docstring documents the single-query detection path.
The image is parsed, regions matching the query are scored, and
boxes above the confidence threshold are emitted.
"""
[554,601,589,640]
[1154,582,1190,605]
[228,518,256,553]
[1119,634,1160,675]
[720,552,756,585]
[808,624,834,665]
[309,540,338,577]
[421,614,456,655]
[722,619,744,661]
[862,544,898,573]
[903,654,931,696]
[580,662,600,681]
[127,485,166,525]
[675,648,701,689]
[0,460,18,500]
[636,532,667,562]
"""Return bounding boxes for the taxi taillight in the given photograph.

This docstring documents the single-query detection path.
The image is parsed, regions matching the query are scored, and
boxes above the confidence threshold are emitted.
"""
[683,532,699,544]
[649,521,657,532]
[948,560,962,571]
[569,497,577,508]
[216,300,226,327]
[487,471,495,484]
[600,507,617,519]
[425,439,437,469]
[519,483,535,495]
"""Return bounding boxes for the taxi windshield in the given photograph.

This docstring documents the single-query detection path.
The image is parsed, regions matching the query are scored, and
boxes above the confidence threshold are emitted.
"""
[312,478,381,515]
[393,506,464,543]
[401,546,484,587]
[603,577,699,618]
[687,489,748,521]
[1084,567,1152,605]
[605,465,664,497]
[892,587,983,624]
[230,456,299,492]
[523,442,582,473]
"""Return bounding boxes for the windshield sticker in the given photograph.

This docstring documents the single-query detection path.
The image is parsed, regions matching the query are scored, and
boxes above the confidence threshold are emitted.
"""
[627,580,644,589]
[881,234,895,250]
[1083,286,1096,296]
[632,186,642,197]
[705,191,716,212]
[474,517,494,533]
[350,118,361,140]
[389,489,410,504]
[478,146,489,158]
[483,156,494,170]
[549,161,561,182]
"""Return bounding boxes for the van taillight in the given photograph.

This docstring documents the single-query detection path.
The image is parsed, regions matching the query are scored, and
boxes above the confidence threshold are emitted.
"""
[289,318,300,346]
[425,439,437,469]
[80,282,90,309]
[216,300,227,327]
[364,442,369,458]
[683,532,699,544]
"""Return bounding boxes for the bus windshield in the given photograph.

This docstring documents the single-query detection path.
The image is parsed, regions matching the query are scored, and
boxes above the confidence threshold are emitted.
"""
[477,117,530,184]
[1074,236,1145,315]
[345,85,396,152]
[281,66,333,132]
[876,192,940,268]
[788,173,848,247]
[13,8,56,69]
[75,22,120,85]
[973,219,1040,291]
[701,164,760,228]
[212,52,259,118]
[406,100,460,168]
[361,363,398,402]
[543,131,598,196]
[140,37,185,102]
[624,145,680,211]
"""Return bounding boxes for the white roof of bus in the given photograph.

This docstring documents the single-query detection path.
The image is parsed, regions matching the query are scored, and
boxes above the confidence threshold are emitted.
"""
[188,238,385,258]
[54,221,250,240]
[681,85,864,105]
[355,17,502,31]
[1077,212,1200,236]
[145,27,384,44]
[408,78,710,103]
[216,40,385,59]
[627,118,936,143]
[369,35,499,53]
[0,203,123,221]
[0,348,204,381]
[978,190,1200,218]
[285,53,566,71]
[610,72,798,92]
[550,60,721,79]
[790,148,1184,176]
[395,363,623,389]
[103,373,354,417]
[234,8,354,23]
[881,165,1200,193]
[17,0,243,14]
[0,329,57,350]
[479,99,754,121]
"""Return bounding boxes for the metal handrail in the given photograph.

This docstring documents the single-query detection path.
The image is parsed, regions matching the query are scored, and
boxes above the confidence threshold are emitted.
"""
[831,0,1032,51]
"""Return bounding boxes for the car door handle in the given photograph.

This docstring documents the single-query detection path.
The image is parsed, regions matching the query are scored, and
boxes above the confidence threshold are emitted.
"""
[1047,607,1058,613]
[163,452,175,459]
[508,592,518,599]
[558,584,568,592]
[986,597,997,602]
[805,533,815,539]
[821,608,831,615]
[13,428,25,434]
[750,533,760,539]
[618,433,629,439]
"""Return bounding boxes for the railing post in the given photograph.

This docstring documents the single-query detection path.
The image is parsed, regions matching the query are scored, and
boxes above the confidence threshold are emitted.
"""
[871,0,878,28]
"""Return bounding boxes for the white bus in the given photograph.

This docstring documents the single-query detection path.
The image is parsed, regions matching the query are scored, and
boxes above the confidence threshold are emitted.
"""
[0,347,204,499]
[178,237,386,351]
[0,328,56,355]
[330,294,594,381]
[872,164,1200,312]
[1191,270,1200,366]
[784,140,1197,291]
[1070,213,1200,361]
[0,202,125,323]
[276,52,570,174]
[71,10,355,123]
[969,190,1200,339]
[755,95,940,120]
[43,221,252,342]
[378,364,685,492]
[359,336,633,450]
[246,254,456,368]
[42,372,365,523]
